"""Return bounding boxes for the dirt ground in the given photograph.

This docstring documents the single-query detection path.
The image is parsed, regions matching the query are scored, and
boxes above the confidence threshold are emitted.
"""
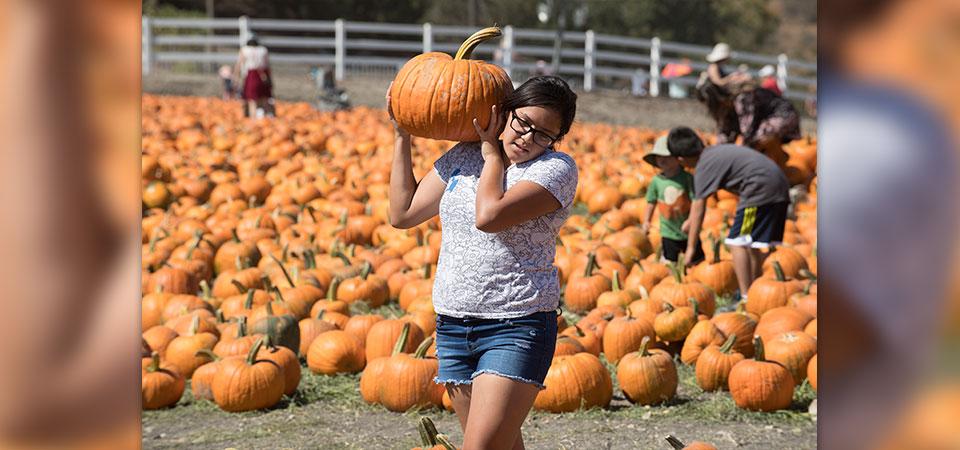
[142,355,816,449]
[143,70,817,136]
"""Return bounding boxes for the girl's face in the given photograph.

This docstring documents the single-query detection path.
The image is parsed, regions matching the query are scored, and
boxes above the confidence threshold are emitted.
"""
[500,106,563,164]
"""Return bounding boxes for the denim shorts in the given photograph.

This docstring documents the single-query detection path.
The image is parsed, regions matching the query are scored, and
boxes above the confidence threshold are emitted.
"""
[433,311,558,390]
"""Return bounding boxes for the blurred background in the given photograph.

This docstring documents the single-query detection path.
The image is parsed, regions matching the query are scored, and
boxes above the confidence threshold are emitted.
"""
[0,0,956,448]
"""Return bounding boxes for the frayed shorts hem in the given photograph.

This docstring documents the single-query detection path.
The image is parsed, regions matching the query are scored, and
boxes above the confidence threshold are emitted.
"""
[433,370,546,390]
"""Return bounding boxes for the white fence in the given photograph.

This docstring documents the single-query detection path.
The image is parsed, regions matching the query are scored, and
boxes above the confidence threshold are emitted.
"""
[142,16,817,102]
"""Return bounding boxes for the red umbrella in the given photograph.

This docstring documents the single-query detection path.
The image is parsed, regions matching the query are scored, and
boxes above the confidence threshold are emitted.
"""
[661,62,692,79]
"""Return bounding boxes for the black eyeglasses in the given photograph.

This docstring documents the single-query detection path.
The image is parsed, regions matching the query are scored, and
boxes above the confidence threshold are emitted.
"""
[509,113,559,148]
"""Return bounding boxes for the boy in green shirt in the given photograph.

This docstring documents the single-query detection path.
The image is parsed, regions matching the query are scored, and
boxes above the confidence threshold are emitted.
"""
[642,135,706,264]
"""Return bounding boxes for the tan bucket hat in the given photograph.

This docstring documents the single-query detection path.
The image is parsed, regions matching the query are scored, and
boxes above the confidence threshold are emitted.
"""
[643,135,672,166]
[706,43,731,63]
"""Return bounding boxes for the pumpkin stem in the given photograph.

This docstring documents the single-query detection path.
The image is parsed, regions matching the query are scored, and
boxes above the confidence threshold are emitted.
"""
[422,263,432,279]
[662,302,675,313]
[326,277,342,301]
[199,280,212,300]
[339,211,348,226]
[231,279,249,294]
[186,231,203,260]
[360,261,372,281]
[392,322,412,356]
[435,434,456,450]
[414,336,433,358]
[194,349,219,361]
[711,235,721,264]
[689,298,699,316]
[272,287,285,305]
[315,309,327,320]
[638,335,651,357]
[235,254,245,271]
[331,250,353,267]
[637,285,650,300]
[803,279,813,295]
[584,252,598,277]
[753,335,766,361]
[189,315,200,335]
[418,417,437,447]
[231,228,241,243]
[270,254,297,288]
[215,309,225,324]
[454,26,502,60]
[799,268,817,282]
[237,316,248,338]
[772,261,786,281]
[147,351,161,373]
[611,270,621,292]
[665,435,686,450]
[242,289,255,309]
[719,333,737,354]
[246,337,265,365]
[671,257,684,283]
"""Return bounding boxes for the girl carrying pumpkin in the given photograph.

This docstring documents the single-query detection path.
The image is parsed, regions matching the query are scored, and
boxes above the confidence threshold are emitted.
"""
[387,76,578,449]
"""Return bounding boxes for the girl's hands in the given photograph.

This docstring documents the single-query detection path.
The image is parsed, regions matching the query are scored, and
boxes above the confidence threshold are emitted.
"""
[473,105,506,162]
[386,82,410,139]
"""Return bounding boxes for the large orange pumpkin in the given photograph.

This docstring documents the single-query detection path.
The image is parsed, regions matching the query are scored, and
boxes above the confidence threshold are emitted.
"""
[389,27,513,141]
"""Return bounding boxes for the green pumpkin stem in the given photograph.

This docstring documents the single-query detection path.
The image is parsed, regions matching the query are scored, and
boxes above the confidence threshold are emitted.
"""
[422,264,432,279]
[584,252,598,277]
[435,434,456,450]
[332,251,353,267]
[199,280,212,300]
[315,309,326,320]
[269,254,296,288]
[215,309,225,323]
[665,435,686,450]
[417,417,436,447]
[772,261,786,281]
[147,351,161,373]
[711,235,721,264]
[243,289,255,309]
[360,261,372,281]
[186,232,202,260]
[246,337,265,365]
[194,349,219,361]
[803,280,813,295]
[611,270,621,291]
[237,316,248,338]
[231,279,249,294]
[754,335,766,361]
[189,315,200,335]
[454,27,502,60]
[689,298,699,316]
[326,277,342,301]
[720,333,737,353]
[392,322,411,356]
[231,229,241,243]
[414,336,433,359]
[638,335,651,357]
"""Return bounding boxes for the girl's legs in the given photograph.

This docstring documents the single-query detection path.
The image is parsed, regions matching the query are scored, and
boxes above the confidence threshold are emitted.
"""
[447,384,472,432]
[246,100,257,118]
[462,374,540,450]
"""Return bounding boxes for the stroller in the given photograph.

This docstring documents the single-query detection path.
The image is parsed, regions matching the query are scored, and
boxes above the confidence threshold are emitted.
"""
[311,66,351,112]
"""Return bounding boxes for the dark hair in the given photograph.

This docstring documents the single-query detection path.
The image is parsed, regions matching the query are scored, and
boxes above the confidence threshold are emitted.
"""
[246,38,259,46]
[501,76,577,138]
[667,126,705,157]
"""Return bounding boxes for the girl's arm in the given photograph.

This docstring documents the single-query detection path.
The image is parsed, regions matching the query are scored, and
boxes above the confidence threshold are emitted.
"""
[473,106,562,233]
[386,84,445,229]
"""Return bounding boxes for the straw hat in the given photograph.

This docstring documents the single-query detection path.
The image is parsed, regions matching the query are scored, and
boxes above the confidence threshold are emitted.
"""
[706,43,731,63]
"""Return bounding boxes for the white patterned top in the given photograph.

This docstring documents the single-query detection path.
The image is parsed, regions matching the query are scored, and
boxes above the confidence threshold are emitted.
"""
[431,141,579,318]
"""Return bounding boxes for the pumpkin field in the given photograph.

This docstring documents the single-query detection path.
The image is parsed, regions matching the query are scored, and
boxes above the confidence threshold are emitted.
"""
[141,94,818,449]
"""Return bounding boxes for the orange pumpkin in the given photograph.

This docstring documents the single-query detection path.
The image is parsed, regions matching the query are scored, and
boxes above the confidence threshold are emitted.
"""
[389,27,513,141]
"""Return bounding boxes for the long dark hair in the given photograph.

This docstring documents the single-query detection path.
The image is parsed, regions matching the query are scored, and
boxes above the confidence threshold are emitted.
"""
[501,76,577,138]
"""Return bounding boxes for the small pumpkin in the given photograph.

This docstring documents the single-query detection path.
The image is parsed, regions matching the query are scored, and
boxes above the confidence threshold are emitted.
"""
[211,337,286,412]
[617,336,678,405]
[142,351,185,410]
[728,336,795,411]
[695,334,744,392]
[307,329,366,375]
[534,352,613,412]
